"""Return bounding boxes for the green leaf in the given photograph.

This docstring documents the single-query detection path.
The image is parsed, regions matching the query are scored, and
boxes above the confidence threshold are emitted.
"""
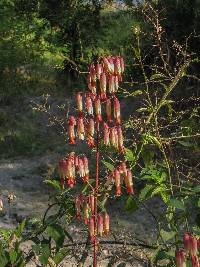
[102,160,114,171]
[124,148,135,162]
[9,250,18,264]
[169,199,185,211]
[178,140,193,147]
[160,229,176,241]
[198,199,200,208]
[125,196,138,213]
[194,185,200,192]
[150,73,166,80]
[46,224,65,248]
[141,148,154,167]
[44,179,61,190]
[15,219,26,238]
[53,248,69,264]
[139,184,154,201]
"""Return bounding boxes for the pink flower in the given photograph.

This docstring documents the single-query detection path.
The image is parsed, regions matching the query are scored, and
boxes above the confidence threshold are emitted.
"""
[117,126,124,153]
[95,97,102,121]
[86,118,95,147]
[125,169,134,194]
[114,56,121,76]
[67,116,76,144]
[106,98,112,122]
[191,255,200,267]
[108,75,115,93]
[110,127,117,148]
[87,74,96,94]
[103,122,110,146]
[96,63,102,80]
[104,212,110,235]
[113,97,121,124]
[77,117,85,140]
[98,214,104,237]
[85,96,93,115]
[183,233,191,254]
[78,158,85,178]
[89,64,96,86]
[100,72,107,99]
[83,202,90,225]
[175,249,186,267]
[82,156,89,183]
[89,217,95,241]
[114,75,119,91]
[190,235,198,256]
[76,92,83,114]
[114,169,121,196]
[120,56,125,73]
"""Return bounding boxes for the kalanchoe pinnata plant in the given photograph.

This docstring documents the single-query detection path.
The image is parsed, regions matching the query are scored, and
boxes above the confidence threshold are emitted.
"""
[58,56,134,267]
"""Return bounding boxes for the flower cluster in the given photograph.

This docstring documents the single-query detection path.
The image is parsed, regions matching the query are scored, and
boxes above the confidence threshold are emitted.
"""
[176,233,200,267]
[106,162,134,196]
[75,194,110,240]
[58,152,90,188]
[59,55,133,249]
[87,56,124,97]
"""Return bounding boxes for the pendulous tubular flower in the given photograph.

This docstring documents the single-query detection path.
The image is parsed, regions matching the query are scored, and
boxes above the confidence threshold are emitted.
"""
[104,212,110,235]
[85,96,93,115]
[184,233,198,257]
[113,97,121,124]
[66,156,75,187]
[103,122,110,146]
[110,127,117,148]
[98,214,104,237]
[87,74,96,94]
[125,169,134,194]
[76,92,83,114]
[67,116,76,144]
[83,156,89,183]
[83,202,90,225]
[89,64,97,86]
[89,217,95,241]
[175,249,186,267]
[87,118,95,147]
[114,56,121,76]
[100,72,107,99]
[77,117,85,140]
[108,75,115,93]
[106,98,112,122]
[117,126,124,153]
[191,255,200,267]
[96,63,102,80]
[114,169,121,196]
[95,97,102,121]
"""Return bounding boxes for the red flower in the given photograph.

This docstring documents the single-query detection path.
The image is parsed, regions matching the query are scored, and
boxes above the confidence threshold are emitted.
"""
[114,169,121,196]
[191,255,200,267]
[113,97,121,124]
[108,75,115,93]
[104,212,110,235]
[125,169,134,194]
[67,116,76,144]
[86,118,95,147]
[98,214,104,237]
[95,97,102,121]
[89,194,95,214]
[96,63,102,80]
[175,249,186,267]
[89,217,95,241]
[100,72,107,99]
[83,156,89,183]
[117,126,124,153]
[106,98,112,122]
[76,92,83,114]
[114,56,121,76]
[77,117,85,140]
[85,96,93,115]
[103,122,110,146]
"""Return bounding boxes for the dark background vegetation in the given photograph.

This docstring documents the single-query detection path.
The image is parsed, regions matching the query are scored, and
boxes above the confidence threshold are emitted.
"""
[0,0,200,157]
